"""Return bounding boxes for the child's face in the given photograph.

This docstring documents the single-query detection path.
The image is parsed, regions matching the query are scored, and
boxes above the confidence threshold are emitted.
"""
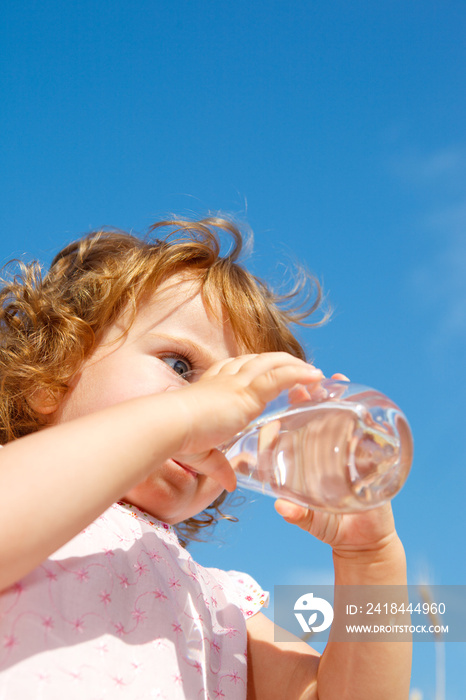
[52,273,239,524]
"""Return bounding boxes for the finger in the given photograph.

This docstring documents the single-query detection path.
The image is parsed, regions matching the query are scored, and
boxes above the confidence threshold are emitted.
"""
[202,354,324,411]
[201,354,260,379]
[275,500,342,544]
[274,499,325,540]
[331,373,350,381]
[234,352,317,380]
[253,371,323,409]
[206,352,321,384]
[274,499,312,525]
[288,383,313,403]
[237,354,322,401]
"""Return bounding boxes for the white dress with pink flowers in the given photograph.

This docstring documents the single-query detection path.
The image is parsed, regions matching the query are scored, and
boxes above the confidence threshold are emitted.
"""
[0,501,268,699]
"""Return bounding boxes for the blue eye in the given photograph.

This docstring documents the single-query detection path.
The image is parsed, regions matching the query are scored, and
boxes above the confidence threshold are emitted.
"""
[161,355,192,377]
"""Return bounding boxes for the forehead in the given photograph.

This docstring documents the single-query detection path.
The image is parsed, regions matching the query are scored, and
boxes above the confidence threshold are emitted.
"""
[141,273,221,324]
[128,273,239,357]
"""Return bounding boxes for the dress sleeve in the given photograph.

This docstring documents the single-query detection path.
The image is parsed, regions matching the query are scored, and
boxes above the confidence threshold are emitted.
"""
[225,570,270,619]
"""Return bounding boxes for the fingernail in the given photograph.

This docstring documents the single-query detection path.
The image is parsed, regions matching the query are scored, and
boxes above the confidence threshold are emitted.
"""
[306,366,324,376]
[275,500,300,518]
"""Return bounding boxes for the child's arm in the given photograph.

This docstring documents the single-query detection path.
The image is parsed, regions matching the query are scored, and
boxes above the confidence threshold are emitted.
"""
[246,503,412,700]
[0,352,321,591]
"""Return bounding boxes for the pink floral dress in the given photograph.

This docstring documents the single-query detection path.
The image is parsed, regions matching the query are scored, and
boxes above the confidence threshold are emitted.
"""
[0,501,268,699]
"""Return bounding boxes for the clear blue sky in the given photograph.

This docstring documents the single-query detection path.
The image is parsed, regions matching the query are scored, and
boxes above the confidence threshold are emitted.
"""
[1,2,465,697]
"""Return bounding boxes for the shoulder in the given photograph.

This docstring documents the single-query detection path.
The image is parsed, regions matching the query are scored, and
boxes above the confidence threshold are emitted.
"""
[203,567,269,620]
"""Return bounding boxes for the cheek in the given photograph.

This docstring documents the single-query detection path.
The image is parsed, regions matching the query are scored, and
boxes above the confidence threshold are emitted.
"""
[57,360,173,422]
[54,364,128,421]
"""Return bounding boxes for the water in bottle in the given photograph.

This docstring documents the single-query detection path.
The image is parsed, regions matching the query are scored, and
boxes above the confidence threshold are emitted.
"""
[222,379,413,512]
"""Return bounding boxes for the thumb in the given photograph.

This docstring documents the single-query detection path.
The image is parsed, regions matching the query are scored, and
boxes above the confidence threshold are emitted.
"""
[274,499,313,526]
[275,499,342,545]
[182,449,237,493]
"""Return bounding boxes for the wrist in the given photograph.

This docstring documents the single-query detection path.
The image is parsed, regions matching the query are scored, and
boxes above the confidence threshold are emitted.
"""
[333,533,407,585]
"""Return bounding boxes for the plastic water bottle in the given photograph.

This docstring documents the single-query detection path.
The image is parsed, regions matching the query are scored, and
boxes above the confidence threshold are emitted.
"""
[222,379,413,512]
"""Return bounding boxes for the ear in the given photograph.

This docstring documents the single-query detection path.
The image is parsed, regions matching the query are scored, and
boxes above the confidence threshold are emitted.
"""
[27,388,60,415]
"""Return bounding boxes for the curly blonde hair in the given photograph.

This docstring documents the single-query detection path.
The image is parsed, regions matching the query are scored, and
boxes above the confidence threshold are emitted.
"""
[0,216,328,544]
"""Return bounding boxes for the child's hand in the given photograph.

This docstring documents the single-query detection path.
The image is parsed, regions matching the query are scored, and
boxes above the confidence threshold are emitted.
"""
[274,371,401,560]
[274,499,399,560]
[170,352,323,492]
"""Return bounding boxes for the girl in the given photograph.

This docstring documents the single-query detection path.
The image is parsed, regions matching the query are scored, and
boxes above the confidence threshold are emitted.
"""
[0,217,411,699]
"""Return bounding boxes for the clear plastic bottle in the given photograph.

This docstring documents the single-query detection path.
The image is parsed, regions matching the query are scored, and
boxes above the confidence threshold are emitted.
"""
[222,379,413,512]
